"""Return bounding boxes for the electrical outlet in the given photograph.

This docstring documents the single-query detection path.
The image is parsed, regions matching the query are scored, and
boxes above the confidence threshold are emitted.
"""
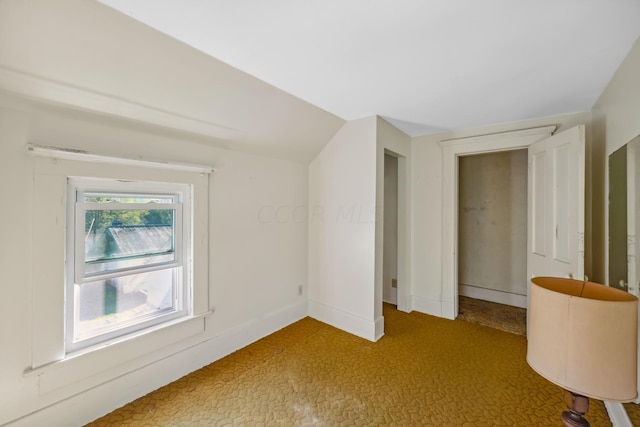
[298,285,303,295]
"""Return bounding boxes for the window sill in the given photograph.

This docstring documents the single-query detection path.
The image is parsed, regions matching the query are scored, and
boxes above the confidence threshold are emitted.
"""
[25,311,212,395]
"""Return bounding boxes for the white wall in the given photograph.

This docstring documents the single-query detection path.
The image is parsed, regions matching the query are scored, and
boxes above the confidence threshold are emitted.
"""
[1,0,631,423]
[0,94,311,426]
[0,0,341,423]
[592,36,640,409]
[593,38,640,157]
[308,116,410,341]
[458,150,528,306]
[308,117,379,340]
[594,35,640,285]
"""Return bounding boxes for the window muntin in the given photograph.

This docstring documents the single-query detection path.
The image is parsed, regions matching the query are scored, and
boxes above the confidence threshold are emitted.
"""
[67,180,191,352]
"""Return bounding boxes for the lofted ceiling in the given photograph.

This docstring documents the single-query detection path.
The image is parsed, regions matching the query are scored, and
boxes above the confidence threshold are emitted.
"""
[97,0,640,137]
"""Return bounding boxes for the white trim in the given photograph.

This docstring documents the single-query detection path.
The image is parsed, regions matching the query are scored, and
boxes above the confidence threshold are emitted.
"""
[458,284,527,309]
[308,300,381,342]
[396,155,412,314]
[440,126,556,320]
[30,157,210,394]
[24,312,210,382]
[27,144,215,174]
[604,401,633,427]
[441,126,557,147]
[411,294,446,318]
[441,300,455,320]
[65,178,192,353]
[0,65,241,141]
[374,316,385,341]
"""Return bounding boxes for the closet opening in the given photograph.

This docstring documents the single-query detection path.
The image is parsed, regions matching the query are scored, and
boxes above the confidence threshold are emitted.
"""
[457,149,527,334]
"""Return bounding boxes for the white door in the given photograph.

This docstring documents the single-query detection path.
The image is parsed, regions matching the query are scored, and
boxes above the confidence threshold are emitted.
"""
[527,125,585,282]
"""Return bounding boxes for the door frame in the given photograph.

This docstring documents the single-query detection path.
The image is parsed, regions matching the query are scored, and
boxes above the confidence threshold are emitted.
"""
[439,126,557,320]
[382,148,411,313]
[383,152,399,306]
[627,136,640,297]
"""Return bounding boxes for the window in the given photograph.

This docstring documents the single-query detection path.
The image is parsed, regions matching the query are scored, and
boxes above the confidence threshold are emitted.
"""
[66,178,192,352]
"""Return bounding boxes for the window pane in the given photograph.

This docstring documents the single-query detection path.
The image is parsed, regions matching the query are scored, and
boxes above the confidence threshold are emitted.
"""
[75,268,178,341]
[85,209,175,269]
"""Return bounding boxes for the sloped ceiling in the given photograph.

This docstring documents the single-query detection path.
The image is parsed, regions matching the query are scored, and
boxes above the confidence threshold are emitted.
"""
[2,1,639,162]
[98,0,640,136]
[0,0,345,162]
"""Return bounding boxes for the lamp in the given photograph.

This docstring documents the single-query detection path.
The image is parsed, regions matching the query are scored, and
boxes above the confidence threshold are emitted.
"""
[527,276,638,427]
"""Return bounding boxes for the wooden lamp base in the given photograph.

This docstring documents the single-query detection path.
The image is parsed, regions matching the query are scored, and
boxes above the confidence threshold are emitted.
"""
[561,390,590,427]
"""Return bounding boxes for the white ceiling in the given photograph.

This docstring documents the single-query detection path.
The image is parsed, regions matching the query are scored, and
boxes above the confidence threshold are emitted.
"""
[97,0,640,137]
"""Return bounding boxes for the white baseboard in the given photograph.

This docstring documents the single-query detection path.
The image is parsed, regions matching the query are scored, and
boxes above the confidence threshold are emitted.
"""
[397,292,412,313]
[604,401,633,427]
[459,284,527,309]
[308,300,380,342]
[441,300,455,320]
[383,287,398,306]
[412,294,456,319]
[6,301,307,427]
[411,294,441,317]
[411,295,444,317]
[374,315,385,341]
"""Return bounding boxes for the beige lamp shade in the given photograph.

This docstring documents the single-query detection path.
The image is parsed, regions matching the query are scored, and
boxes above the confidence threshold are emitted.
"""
[527,277,638,402]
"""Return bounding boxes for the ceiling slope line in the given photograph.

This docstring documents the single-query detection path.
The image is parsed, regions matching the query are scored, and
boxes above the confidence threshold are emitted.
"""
[0,65,243,141]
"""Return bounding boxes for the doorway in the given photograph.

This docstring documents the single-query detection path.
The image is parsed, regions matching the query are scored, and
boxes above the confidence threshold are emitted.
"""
[440,125,584,321]
[439,125,557,320]
[383,153,398,306]
[457,150,528,309]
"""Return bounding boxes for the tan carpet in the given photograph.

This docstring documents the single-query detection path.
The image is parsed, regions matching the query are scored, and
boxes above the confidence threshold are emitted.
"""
[624,401,640,425]
[87,304,612,426]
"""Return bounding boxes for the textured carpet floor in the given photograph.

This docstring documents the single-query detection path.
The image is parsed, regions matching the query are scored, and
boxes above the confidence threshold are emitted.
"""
[624,401,640,425]
[457,296,527,336]
[87,304,612,426]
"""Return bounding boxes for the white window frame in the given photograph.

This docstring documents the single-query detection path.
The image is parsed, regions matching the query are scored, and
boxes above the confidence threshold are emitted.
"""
[65,177,193,353]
